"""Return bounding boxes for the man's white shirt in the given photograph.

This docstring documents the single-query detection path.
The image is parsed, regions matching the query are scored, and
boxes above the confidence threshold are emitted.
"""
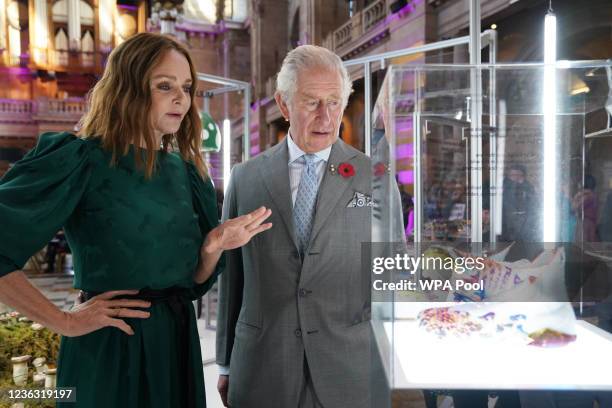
[287,133,331,206]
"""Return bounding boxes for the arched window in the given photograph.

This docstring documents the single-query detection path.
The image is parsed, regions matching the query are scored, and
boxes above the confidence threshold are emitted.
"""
[80,0,93,25]
[81,30,94,66]
[54,27,69,65]
[52,0,94,52]
[52,0,67,23]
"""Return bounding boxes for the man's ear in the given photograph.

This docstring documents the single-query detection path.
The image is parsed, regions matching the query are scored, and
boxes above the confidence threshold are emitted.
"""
[274,92,290,121]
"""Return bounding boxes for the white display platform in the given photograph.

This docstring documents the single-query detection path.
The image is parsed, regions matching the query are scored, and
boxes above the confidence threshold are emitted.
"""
[378,306,612,391]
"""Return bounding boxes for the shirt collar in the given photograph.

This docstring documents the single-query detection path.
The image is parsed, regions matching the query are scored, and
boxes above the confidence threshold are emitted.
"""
[287,133,332,164]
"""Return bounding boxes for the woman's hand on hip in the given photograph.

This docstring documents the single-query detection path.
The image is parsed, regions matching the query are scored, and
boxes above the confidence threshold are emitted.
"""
[202,206,272,254]
[62,290,151,337]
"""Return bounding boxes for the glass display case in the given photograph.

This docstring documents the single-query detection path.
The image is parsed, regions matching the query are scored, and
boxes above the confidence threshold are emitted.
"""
[369,61,612,406]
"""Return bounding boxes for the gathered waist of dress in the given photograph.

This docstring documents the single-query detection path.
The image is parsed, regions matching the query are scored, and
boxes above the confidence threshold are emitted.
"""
[78,286,191,304]
[78,286,197,407]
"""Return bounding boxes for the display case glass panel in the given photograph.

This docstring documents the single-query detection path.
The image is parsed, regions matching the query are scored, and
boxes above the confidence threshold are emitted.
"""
[370,61,612,397]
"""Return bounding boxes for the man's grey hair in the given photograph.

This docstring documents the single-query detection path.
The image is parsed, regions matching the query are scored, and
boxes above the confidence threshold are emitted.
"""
[276,45,353,109]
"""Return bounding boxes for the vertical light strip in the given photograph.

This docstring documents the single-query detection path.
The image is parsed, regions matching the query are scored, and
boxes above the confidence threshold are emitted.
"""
[542,12,557,242]
[469,0,483,244]
[364,61,372,157]
[33,0,49,64]
[67,0,81,51]
[0,0,6,50]
[98,0,114,51]
[223,119,231,193]
[7,1,21,60]
[495,100,506,237]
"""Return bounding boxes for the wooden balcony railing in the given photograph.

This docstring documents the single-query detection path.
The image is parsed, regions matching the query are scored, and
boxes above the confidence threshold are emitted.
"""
[43,98,88,116]
[7,54,29,67]
[47,50,97,68]
[324,0,403,54]
[363,0,387,32]
[0,98,87,122]
[334,18,355,50]
[12,48,108,73]
[0,99,34,116]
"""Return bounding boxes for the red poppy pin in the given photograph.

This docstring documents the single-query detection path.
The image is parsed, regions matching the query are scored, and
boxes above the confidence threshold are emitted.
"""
[374,162,386,177]
[338,162,355,178]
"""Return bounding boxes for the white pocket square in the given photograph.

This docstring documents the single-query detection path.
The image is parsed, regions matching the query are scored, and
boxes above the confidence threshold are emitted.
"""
[347,192,374,208]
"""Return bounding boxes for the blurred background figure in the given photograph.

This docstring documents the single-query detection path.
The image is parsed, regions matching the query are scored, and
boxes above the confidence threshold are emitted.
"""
[501,164,538,242]
[598,191,612,242]
[572,174,599,243]
[559,182,577,243]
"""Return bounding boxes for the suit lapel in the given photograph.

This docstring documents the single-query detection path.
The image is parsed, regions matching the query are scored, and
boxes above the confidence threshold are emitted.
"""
[309,140,358,245]
[258,139,299,251]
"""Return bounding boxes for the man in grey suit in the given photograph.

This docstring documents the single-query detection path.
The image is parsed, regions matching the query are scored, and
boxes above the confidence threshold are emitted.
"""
[216,45,374,408]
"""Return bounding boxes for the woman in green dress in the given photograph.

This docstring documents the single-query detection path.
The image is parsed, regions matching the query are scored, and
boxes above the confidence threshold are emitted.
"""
[0,33,271,407]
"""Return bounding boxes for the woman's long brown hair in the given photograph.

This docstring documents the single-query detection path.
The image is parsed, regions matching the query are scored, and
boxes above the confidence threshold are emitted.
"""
[78,32,207,178]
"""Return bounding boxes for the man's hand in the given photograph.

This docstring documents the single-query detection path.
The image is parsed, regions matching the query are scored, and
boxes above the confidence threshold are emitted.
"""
[217,375,229,407]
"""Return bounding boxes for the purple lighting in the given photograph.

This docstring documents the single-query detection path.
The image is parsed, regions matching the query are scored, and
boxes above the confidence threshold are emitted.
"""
[2,67,31,75]
[395,143,413,159]
[395,118,413,133]
[397,170,414,185]
[118,4,138,11]
[385,0,423,24]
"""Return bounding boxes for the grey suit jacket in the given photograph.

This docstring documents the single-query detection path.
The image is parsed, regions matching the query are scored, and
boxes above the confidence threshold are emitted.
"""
[216,137,373,408]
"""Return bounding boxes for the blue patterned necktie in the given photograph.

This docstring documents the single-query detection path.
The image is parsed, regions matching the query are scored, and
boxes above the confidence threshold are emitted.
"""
[293,154,319,256]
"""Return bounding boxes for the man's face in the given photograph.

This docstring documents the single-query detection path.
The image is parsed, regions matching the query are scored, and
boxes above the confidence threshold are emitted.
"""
[482,209,490,225]
[509,169,525,184]
[451,183,465,201]
[276,67,344,153]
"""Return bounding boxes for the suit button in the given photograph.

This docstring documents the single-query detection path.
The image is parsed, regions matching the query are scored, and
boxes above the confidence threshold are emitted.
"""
[299,288,308,297]
[295,329,302,337]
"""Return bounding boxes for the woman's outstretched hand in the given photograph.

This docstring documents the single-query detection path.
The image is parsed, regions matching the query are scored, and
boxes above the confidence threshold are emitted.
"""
[203,206,273,254]
[62,290,151,337]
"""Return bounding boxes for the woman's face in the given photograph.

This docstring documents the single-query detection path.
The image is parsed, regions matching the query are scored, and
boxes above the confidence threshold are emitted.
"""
[149,49,193,142]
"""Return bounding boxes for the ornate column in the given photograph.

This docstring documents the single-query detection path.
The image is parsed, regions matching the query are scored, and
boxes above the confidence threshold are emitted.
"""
[67,0,81,51]
[98,0,114,52]
[7,0,21,62]
[32,0,49,64]
[149,0,184,36]
[0,0,6,51]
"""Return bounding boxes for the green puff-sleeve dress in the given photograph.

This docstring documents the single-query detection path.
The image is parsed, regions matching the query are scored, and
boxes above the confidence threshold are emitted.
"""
[0,131,224,407]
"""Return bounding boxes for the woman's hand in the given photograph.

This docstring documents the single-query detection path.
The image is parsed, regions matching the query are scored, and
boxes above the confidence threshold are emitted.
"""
[193,207,272,284]
[62,290,151,337]
[202,206,273,254]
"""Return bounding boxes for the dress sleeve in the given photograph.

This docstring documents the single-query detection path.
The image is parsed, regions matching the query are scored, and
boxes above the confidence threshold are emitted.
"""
[185,162,226,300]
[0,132,92,277]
